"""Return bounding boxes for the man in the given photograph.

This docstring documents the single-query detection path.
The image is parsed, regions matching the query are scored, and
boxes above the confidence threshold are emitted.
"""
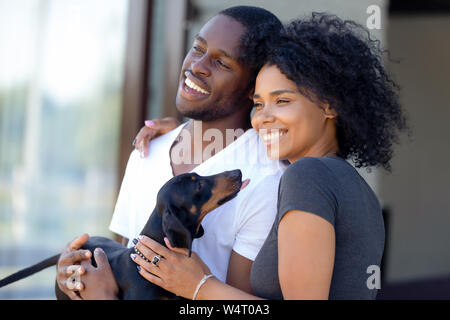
[56,6,285,299]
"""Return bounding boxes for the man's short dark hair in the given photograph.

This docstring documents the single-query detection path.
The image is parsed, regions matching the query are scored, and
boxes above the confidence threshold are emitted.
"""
[218,6,283,87]
[219,5,282,35]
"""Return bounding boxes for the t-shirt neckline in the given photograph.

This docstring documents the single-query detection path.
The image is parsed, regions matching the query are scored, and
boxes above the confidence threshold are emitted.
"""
[165,122,254,177]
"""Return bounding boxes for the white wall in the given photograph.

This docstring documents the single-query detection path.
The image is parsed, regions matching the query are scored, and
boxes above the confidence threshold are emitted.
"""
[381,15,450,282]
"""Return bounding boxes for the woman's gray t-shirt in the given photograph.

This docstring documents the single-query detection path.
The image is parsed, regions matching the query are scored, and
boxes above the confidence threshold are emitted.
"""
[250,156,385,299]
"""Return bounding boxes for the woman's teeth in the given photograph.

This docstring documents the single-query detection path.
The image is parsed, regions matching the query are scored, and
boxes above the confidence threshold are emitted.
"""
[185,77,210,95]
[260,130,287,143]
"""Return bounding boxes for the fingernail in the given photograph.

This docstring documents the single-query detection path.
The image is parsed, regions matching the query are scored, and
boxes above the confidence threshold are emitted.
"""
[130,253,136,260]
[145,120,154,127]
[138,235,144,240]
[164,237,170,247]
[137,265,141,272]
[132,238,138,245]
[132,138,136,146]
[140,150,145,158]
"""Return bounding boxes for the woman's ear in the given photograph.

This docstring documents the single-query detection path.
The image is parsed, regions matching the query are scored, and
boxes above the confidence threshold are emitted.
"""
[323,104,338,119]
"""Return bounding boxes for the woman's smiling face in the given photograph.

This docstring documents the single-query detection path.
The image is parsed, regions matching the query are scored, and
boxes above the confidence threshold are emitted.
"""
[251,64,338,163]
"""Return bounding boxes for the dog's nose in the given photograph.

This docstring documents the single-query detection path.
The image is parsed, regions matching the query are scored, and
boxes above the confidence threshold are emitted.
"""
[225,169,242,180]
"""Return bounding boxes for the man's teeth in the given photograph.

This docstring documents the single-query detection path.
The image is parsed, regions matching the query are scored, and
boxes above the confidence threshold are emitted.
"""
[260,130,286,142]
[185,78,210,95]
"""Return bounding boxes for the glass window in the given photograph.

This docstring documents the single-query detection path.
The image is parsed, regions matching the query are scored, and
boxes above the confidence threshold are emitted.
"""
[0,0,129,299]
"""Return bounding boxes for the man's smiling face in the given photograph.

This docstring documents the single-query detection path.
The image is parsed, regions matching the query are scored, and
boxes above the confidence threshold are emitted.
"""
[175,14,252,121]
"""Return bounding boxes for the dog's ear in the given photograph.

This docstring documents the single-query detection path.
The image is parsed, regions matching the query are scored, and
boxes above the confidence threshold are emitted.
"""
[162,206,193,257]
[194,225,204,239]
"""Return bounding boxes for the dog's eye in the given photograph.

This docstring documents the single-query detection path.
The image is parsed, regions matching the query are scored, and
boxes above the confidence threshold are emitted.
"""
[196,181,202,192]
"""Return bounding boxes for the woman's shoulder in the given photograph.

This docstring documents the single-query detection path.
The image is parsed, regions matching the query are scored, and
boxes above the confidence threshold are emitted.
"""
[288,155,357,175]
[280,156,358,199]
[277,157,343,226]
[278,156,377,227]
[283,156,343,183]
[281,156,379,210]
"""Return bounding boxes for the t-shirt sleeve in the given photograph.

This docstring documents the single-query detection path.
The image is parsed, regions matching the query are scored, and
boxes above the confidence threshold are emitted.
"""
[278,158,339,227]
[109,150,140,239]
[232,173,281,261]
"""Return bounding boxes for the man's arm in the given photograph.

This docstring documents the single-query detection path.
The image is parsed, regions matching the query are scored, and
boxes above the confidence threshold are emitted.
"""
[78,248,120,300]
[74,149,135,299]
[109,149,142,244]
[226,250,254,294]
[226,173,282,294]
[114,234,129,246]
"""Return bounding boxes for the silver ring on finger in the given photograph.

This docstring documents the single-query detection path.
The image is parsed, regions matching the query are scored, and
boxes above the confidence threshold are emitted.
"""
[65,274,81,290]
[151,255,161,267]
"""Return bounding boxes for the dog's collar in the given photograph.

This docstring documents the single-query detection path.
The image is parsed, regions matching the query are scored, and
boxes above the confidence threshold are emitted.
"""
[133,246,149,263]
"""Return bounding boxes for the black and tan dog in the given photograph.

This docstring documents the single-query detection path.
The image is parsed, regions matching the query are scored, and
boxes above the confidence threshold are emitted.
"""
[0,169,246,299]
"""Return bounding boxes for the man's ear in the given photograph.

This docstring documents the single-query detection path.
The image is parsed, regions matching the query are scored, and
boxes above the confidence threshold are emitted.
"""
[247,87,255,101]
[161,206,193,257]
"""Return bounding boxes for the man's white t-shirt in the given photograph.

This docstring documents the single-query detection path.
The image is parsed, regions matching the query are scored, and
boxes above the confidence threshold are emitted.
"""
[109,123,286,282]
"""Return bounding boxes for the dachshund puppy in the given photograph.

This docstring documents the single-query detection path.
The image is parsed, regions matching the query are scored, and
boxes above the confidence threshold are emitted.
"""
[0,170,247,300]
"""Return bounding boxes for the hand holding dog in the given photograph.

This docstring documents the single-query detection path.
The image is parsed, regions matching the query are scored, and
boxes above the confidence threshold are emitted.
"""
[78,247,119,300]
[56,233,92,300]
[132,235,211,299]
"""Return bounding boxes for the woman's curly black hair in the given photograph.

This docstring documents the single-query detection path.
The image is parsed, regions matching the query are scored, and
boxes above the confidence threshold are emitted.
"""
[242,12,407,171]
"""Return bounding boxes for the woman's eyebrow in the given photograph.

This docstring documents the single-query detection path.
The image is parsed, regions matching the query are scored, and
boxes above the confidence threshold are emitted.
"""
[270,89,297,96]
[253,90,297,99]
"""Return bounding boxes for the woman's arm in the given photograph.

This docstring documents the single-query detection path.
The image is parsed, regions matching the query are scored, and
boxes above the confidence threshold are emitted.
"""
[278,210,335,299]
[196,276,263,300]
[133,236,262,300]
[133,208,335,300]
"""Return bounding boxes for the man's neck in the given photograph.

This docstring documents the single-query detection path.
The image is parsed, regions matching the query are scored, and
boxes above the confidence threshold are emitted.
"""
[169,116,251,176]
[185,116,252,141]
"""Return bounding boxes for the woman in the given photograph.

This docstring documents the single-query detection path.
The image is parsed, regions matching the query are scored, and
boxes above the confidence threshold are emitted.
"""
[131,13,406,299]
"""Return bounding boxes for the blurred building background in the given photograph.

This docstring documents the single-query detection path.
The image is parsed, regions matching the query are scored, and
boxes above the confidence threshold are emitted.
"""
[0,0,449,299]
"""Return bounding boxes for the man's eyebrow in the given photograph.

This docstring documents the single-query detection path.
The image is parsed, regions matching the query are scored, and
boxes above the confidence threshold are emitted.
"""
[218,49,234,61]
[194,34,207,44]
[253,89,297,99]
[194,34,235,61]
